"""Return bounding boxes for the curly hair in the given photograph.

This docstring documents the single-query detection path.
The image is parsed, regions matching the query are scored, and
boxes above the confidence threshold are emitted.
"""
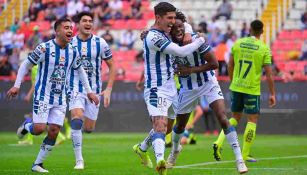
[176,10,187,23]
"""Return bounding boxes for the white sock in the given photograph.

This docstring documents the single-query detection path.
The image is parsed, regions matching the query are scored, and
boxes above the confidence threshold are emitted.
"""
[34,143,54,164]
[140,129,154,151]
[152,133,165,163]
[71,129,83,161]
[172,130,183,152]
[226,130,243,161]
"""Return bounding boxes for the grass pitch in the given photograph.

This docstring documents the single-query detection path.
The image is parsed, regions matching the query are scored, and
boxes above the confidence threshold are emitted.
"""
[0,133,307,175]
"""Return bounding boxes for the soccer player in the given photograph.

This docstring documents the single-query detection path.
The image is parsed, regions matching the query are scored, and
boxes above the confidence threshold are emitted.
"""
[132,2,206,175]
[7,18,99,173]
[164,11,248,174]
[213,20,276,163]
[68,12,115,170]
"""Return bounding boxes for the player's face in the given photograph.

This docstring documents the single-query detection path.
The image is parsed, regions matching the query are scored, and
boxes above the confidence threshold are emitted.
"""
[79,15,93,35]
[170,19,185,44]
[57,21,73,44]
[157,12,176,33]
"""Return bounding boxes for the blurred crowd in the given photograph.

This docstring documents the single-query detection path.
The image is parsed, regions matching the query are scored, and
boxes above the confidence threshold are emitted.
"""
[0,0,306,81]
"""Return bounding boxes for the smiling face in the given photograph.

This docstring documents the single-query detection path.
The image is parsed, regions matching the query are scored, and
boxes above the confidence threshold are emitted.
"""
[170,19,185,44]
[78,15,93,36]
[156,11,176,33]
[56,21,73,44]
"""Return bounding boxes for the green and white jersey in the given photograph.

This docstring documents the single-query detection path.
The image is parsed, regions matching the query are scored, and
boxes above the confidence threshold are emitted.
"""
[230,36,271,95]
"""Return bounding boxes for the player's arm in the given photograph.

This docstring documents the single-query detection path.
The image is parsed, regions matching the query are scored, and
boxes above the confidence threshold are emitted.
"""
[183,22,193,45]
[7,44,45,99]
[175,46,218,76]
[136,70,144,91]
[263,47,276,107]
[163,36,205,57]
[101,58,116,108]
[100,40,115,108]
[228,53,234,81]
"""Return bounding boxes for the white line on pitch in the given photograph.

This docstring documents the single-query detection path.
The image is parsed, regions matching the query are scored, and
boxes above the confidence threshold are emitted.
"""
[175,155,307,168]
[177,167,307,171]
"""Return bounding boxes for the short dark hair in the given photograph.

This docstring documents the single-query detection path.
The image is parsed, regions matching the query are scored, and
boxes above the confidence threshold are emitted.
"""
[176,10,186,23]
[250,20,263,35]
[154,2,176,16]
[76,11,94,23]
[54,18,71,31]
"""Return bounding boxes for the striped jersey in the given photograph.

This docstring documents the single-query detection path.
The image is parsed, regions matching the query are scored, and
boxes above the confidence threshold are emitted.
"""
[143,29,174,88]
[176,35,216,90]
[27,39,81,105]
[70,35,112,94]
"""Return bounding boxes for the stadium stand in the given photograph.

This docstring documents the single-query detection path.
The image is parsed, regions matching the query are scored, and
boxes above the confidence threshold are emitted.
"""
[0,0,306,82]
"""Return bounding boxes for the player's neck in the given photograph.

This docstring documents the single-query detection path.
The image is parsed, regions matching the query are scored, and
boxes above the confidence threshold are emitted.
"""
[78,33,92,41]
[54,38,68,49]
[152,23,164,33]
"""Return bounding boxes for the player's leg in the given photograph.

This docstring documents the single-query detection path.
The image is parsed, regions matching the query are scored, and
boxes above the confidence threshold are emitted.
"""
[70,108,84,169]
[213,90,243,160]
[18,114,34,145]
[32,124,61,173]
[242,94,260,162]
[32,105,65,173]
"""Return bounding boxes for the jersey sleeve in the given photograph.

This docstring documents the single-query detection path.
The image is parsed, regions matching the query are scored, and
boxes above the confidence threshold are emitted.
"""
[198,41,211,54]
[146,32,171,52]
[263,45,272,65]
[100,38,112,60]
[27,43,46,65]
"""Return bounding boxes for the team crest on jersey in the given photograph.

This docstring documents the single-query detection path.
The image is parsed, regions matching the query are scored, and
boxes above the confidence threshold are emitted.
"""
[81,56,94,74]
[59,56,65,63]
[81,47,87,54]
[50,65,66,94]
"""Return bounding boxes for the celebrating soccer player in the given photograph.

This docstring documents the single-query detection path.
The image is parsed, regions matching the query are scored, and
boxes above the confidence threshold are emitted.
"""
[132,2,206,175]
[213,19,276,163]
[68,11,116,170]
[163,11,248,174]
[7,18,99,173]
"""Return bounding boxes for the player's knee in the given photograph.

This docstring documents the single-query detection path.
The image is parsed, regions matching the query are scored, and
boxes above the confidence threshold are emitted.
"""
[33,124,46,135]
[83,127,94,133]
[71,119,83,130]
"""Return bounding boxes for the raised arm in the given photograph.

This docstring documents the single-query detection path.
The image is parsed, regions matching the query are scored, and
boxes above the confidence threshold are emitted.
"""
[163,37,205,57]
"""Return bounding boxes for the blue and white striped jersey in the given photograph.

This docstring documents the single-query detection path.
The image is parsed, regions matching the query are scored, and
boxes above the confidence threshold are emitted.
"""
[28,39,81,105]
[143,29,174,88]
[176,35,216,90]
[70,35,112,94]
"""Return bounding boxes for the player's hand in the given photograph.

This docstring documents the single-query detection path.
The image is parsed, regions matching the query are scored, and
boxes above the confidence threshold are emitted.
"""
[197,32,205,38]
[183,33,192,45]
[87,93,99,105]
[7,87,20,99]
[100,88,112,108]
[135,80,144,91]
[175,64,192,77]
[140,30,149,41]
[269,94,276,108]
[24,94,31,102]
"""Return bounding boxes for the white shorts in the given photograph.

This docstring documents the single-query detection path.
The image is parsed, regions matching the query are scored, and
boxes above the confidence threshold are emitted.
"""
[32,100,66,126]
[69,91,101,121]
[144,80,177,118]
[174,80,224,114]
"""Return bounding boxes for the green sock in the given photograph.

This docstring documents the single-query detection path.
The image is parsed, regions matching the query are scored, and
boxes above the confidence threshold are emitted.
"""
[165,133,172,144]
[214,118,238,147]
[63,118,71,138]
[57,132,66,141]
[26,133,33,141]
[242,122,257,159]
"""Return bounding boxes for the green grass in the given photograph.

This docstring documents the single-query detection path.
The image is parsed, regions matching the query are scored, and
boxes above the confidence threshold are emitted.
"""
[0,133,307,175]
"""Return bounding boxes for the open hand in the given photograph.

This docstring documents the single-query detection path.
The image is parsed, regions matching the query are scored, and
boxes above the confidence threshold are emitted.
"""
[7,87,20,99]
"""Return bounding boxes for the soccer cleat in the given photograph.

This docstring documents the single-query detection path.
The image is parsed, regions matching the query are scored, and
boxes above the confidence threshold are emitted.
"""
[32,163,49,173]
[245,155,257,163]
[133,144,153,168]
[156,159,167,175]
[74,160,84,170]
[17,117,32,139]
[212,143,222,161]
[166,145,182,168]
[236,160,248,174]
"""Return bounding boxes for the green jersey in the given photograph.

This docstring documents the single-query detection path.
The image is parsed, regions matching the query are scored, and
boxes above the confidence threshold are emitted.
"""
[230,36,271,95]
[31,65,38,84]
